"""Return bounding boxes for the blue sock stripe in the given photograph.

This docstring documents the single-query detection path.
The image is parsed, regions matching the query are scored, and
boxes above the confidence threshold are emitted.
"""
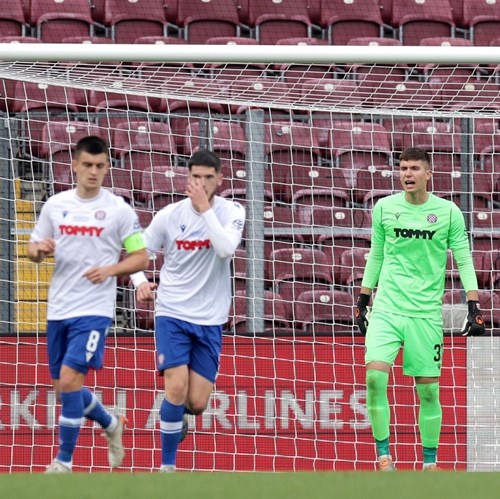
[160,399,184,466]
[160,420,183,433]
[83,391,98,416]
[58,390,84,464]
[59,415,84,427]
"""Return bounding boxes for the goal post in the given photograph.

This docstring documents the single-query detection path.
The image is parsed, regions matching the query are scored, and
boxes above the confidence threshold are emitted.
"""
[1,43,500,472]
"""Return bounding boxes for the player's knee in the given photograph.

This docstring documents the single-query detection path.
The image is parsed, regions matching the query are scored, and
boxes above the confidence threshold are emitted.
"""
[416,383,439,405]
[187,400,207,415]
[366,369,387,395]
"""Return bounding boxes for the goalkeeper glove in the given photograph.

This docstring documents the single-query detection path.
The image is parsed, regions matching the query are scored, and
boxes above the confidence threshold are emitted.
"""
[461,300,486,336]
[355,294,371,336]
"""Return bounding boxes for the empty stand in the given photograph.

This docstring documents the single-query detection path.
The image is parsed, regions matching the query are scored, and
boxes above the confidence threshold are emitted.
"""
[247,0,312,45]
[391,0,455,45]
[275,37,334,85]
[112,121,177,203]
[89,89,152,130]
[266,247,333,320]
[13,81,80,158]
[0,37,42,113]
[0,0,28,37]
[230,77,296,119]
[30,0,94,42]
[320,0,384,45]
[294,289,355,334]
[177,0,240,43]
[229,290,290,333]
[339,247,370,291]
[264,121,325,202]
[463,0,500,46]
[328,120,393,203]
[319,232,371,287]
[104,0,167,43]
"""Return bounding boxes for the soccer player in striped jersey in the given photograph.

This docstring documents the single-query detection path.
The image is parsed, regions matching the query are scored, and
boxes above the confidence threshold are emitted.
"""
[28,136,149,473]
[354,147,485,471]
[132,149,245,473]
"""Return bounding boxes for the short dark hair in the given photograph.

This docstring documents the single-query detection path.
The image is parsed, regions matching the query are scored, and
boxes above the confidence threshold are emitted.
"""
[75,136,109,158]
[399,147,431,166]
[188,149,221,173]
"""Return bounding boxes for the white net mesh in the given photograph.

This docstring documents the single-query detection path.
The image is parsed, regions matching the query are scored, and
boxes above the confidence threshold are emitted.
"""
[1,35,500,472]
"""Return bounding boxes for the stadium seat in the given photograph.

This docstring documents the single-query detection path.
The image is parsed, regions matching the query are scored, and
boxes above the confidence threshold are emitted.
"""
[112,121,177,203]
[61,36,115,44]
[104,0,168,43]
[229,290,291,334]
[132,37,195,82]
[295,205,372,241]
[204,37,266,83]
[275,38,334,85]
[30,0,94,42]
[391,0,455,46]
[339,247,370,290]
[355,78,443,151]
[13,81,80,158]
[41,121,107,193]
[177,0,240,43]
[230,77,297,120]
[155,75,226,153]
[185,121,248,192]
[328,120,393,203]
[0,1,28,37]
[89,89,152,131]
[142,165,188,211]
[232,248,248,292]
[294,289,355,334]
[0,37,42,113]
[463,0,500,46]
[264,121,324,202]
[266,247,332,320]
[346,37,407,83]
[247,0,312,45]
[101,167,134,204]
[446,250,499,291]
[320,0,384,45]
[319,232,371,287]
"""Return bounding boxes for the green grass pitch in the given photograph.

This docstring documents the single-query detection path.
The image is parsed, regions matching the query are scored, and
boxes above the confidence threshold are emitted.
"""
[1,471,500,499]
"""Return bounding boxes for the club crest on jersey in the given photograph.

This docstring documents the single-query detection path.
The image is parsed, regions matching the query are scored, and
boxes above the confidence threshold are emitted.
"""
[95,210,106,220]
[427,214,438,224]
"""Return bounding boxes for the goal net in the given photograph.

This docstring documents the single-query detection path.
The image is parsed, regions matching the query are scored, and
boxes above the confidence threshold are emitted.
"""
[1,39,500,472]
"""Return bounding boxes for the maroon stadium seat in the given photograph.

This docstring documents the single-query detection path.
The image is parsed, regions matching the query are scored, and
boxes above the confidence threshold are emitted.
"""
[320,0,384,45]
[0,1,27,37]
[30,0,94,42]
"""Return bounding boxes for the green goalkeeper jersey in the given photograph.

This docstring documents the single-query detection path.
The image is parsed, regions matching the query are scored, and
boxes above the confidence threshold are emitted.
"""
[361,192,478,318]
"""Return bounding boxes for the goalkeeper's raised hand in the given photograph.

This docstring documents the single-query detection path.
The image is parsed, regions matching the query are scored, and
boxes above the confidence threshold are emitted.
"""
[461,300,486,336]
[355,294,371,336]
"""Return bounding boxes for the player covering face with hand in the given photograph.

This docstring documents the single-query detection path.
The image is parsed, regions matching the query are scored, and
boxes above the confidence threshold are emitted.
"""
[131,149,245,473]
[28,136,149,473]
[354,147,485,471]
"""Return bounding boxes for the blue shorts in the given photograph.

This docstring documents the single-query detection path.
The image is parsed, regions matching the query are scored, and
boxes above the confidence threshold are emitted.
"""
[155,316,223,383]
[47,316,112,379]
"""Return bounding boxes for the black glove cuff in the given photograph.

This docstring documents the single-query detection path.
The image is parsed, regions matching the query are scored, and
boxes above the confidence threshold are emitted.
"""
[468,300,480,314]
[357,294,370,307]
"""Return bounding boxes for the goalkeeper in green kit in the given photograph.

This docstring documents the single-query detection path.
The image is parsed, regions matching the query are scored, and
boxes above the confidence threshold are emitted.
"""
[354,147,485,471]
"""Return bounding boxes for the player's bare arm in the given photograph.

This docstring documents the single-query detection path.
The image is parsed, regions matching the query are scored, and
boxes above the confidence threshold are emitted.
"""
[27,238,56,263]
[84,248,149,284]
